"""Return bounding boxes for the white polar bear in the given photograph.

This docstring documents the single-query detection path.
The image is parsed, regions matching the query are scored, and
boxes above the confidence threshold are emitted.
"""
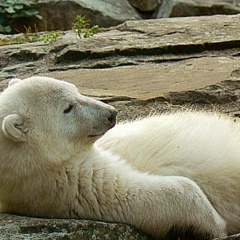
[0,76,229,239]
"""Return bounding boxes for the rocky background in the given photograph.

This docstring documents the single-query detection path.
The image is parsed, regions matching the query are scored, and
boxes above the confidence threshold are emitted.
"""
[15,0,240,31]
[1,0,240,239]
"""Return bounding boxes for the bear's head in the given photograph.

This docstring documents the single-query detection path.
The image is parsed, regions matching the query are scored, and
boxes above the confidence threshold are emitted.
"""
[0,76,117,167]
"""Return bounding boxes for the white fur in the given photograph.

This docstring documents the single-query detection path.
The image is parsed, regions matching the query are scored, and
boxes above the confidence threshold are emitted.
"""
[98,112,240,235]
[0,76,229,239]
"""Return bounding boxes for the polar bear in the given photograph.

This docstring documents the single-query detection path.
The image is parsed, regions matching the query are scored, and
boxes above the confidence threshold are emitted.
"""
[0,76,228,239]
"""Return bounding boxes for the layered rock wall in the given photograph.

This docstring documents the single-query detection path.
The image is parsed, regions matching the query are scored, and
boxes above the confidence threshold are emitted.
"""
[15,0,240,31]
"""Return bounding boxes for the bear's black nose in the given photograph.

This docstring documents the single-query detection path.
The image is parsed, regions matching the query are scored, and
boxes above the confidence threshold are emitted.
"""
[108,110,117,124]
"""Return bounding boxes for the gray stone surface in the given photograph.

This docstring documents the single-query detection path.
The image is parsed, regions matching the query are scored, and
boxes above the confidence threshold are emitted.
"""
[170,0,240,17]
[0,214,151,240]
[155,0,240,18]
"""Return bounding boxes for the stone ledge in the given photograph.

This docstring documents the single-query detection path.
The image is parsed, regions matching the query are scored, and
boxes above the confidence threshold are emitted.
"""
[0,214,151,240]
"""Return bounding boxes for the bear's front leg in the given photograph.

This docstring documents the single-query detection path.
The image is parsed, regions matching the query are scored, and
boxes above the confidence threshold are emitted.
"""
[74,157,226,239]
[70,147,226,238]
[129,175,227,239]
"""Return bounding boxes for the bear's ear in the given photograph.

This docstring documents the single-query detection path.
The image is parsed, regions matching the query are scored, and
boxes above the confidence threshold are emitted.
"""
[8,78,22,87]
[2,114,28,142]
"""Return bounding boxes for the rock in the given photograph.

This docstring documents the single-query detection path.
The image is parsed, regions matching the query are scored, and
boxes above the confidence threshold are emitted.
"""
[53,14,240,67]
[3,213,240,240]
[128,0,162,12]
[44,57,240,103]
[11,0,240,32]
[0,214,151,240]
[1,213,240,240]
[2,14,240,102]
[18,0,141,31]
[155,0,240,18]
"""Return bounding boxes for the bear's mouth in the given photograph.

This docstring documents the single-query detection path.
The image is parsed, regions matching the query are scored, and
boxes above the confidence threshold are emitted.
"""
[87,130,108,138]
[88,123,115,138]
[88,133,104,138]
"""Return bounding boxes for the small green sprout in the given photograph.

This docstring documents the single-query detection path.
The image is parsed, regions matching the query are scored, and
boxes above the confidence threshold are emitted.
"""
[44,32,60,43]
[72,15,99,38]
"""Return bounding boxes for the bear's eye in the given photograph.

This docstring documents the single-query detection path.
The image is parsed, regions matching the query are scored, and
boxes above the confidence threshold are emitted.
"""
[64,105,74,114]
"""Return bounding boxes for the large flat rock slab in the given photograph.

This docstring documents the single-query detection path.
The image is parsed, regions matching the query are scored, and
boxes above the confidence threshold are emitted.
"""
[45,56,240,102]
[55,14,240,64]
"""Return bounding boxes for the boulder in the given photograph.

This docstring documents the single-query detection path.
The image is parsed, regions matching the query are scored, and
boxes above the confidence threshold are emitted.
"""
[18,0,141,31]
[155,0,240,18]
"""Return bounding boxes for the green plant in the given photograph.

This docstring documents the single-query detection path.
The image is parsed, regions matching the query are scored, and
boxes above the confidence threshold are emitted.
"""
[24,25,41,42]
[44,31,61,43]
[72,15,99,38]
[0,0,42,33]
[0,27,62,46]
[84,25,99,38]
